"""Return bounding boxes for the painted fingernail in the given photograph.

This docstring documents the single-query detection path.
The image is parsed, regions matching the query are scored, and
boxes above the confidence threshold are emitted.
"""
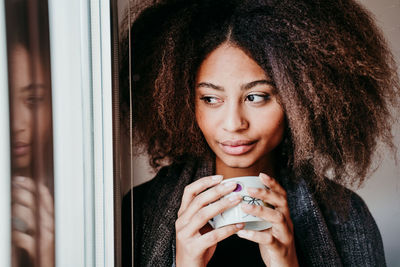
[224,181,236,188]
[212,175,223,181]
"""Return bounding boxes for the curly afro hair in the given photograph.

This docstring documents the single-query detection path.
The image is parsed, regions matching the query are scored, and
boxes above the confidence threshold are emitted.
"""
[120,0,399,202]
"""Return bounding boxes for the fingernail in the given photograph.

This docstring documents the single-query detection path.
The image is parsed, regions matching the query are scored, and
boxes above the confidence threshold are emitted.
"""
[237,230,251,237]
[235,223,245,229]
[212,175,223,181]
[247,187,257,193]
[260,173,271,180]
[224,181,236,188]
[14,176,26,182]
[228,194,241,202]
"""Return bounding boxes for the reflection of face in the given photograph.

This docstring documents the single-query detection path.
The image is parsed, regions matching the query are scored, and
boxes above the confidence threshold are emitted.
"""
[195,43,285,172]
[9,45,51,173]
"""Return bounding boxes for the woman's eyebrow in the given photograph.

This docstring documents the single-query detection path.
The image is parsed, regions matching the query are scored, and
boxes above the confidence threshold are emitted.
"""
[197,80,275,92]
[197,82,224,91]
[21,83,47,92]
[241,80,275,91]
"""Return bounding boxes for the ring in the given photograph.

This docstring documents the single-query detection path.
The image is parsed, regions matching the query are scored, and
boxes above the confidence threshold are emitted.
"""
[12,217,29,233]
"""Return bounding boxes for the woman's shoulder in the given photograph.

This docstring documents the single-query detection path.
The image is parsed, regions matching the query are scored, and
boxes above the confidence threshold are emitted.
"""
[289,177,386,265]
[121,162,191,266]
[318,179,386,264]
[319,179,372,221]
[123,162,186,205]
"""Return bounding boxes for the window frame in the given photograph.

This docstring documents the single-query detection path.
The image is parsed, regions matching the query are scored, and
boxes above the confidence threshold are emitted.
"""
[0,0,114,266]
[0,0,11,265]
[48,0,114,266]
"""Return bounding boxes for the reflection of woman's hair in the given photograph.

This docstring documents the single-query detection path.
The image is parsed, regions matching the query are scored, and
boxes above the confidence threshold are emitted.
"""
[121,0,399,203]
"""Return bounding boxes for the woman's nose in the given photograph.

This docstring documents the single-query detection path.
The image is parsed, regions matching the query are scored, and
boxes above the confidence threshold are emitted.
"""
[12,104,30,134]
[222,104,249,132]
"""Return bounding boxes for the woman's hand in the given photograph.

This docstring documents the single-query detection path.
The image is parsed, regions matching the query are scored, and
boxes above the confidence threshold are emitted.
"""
[12,176,54,267]
[237,173,299,267]
[175,175,244,267]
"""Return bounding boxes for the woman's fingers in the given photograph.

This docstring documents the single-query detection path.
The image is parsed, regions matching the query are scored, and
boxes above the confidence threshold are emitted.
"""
[12,176,55,234]
[246,187,291,224]
[177,181,237,228]
[237,228,282,250]
[12,203,36,235]
[178,175,223,216]
[176,221,244,266]
[12,230,35,258]
[247,187,286,208]
[241,173,294,244]
[241,204,292,244]
[12,176,36,211]
[179,193,242,235]
[12,183,36,209]
[37,183,55,231]
[13,176,36,192]
[247,173,292,229]
[197,223,244,250]
[39,204,54,232]
[260,173,286,196]
[38,183,54,216]
[237,174,298,266]
[11,176,55,267]
[176,177,243,265]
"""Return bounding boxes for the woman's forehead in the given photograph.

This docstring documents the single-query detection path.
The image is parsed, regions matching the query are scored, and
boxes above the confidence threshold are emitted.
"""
[196,43,269,83]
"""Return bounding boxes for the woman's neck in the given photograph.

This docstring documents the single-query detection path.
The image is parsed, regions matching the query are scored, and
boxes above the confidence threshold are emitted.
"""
[12,166,31,177]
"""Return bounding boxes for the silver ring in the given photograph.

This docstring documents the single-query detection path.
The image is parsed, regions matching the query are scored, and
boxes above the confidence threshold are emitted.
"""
[12,217,29,233]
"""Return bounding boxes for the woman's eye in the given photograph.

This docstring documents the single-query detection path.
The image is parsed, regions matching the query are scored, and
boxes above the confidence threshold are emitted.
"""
[26,95,44,106]
[200,96,221,105]
[246,94,270,103]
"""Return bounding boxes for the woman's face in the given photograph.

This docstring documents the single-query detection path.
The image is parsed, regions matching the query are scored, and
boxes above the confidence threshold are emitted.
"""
[195,43,285,172]
[9,45,51,173]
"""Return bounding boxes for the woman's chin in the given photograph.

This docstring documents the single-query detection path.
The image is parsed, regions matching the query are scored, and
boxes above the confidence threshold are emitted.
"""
[13,159,31,171]
[218,156,256,169]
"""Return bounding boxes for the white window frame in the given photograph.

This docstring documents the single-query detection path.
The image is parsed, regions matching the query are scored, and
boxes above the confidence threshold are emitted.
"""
[0,0,114,265]
[0,0,11,265]
[48,0,114,266]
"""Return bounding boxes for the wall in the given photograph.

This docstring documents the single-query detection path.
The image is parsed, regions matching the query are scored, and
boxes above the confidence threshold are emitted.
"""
[355,1,400,265]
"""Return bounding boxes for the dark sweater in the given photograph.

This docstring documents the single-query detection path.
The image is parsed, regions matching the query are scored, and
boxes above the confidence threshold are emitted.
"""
[122,160,386,266]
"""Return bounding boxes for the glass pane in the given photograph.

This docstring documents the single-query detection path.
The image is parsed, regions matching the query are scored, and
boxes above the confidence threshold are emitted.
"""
[5,0,55,266]
[116,1,162,266]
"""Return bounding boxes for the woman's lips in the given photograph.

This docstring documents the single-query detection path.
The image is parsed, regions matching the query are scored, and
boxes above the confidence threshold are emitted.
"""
[219,140,257,155]
[12,142,31,157]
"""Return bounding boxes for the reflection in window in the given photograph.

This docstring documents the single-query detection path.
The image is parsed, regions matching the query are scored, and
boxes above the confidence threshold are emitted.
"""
[5,0,54,266]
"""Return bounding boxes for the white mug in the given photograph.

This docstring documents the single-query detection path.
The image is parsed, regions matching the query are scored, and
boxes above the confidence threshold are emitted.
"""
[209,176,273,231]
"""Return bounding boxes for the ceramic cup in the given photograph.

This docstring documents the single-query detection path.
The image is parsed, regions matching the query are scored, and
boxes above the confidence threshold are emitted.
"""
[209,176,273,231]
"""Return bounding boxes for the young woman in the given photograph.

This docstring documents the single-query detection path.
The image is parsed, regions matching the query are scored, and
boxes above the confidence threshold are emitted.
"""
[121,0,399,266]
